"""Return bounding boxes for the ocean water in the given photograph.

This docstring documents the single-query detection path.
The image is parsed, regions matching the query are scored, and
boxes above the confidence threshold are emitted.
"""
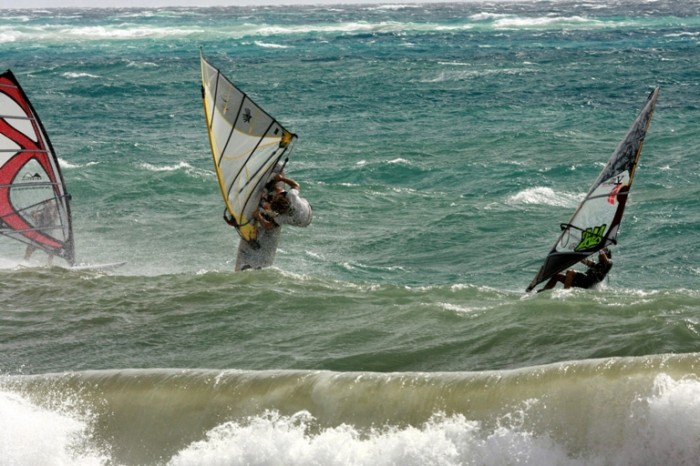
[1,1,700,464]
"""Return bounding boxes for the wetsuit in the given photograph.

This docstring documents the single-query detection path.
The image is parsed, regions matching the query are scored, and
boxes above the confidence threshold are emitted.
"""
[571,260,613,289]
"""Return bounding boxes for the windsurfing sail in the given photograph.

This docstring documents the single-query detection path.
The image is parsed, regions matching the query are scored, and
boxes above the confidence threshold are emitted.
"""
[0,70,75,265]
[526,87,660,292]
[200,50,297,244]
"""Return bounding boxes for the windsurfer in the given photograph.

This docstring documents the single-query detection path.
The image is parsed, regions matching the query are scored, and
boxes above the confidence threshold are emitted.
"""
[254,172,312,231]
[235,172,311,271]
[540,248,613,291]
[23,201,58,265]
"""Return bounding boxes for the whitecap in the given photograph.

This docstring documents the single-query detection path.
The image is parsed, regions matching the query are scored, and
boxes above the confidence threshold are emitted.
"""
[494,15,599,29]
[437,302,494,314]
[137,161,214,180]
[0,390,107,465]
[61,72,99,79]
[58,158,99,169]
[387,157,411,165]
[138,161,195,173]
[254,40,290,49]
[469,12,509,21]
[0,32,19,43]
[167,410,578,466]
[507,187,582,208]
[369,4,419,10]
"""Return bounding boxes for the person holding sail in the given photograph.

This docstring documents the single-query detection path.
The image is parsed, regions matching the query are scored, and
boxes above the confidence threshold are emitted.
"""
[540,248,613,291]
[23,200,58,265]
[237,171,312,271]
[253,172,312,231]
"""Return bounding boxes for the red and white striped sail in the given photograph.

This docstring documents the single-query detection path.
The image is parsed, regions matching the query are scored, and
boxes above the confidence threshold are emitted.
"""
[0,70,74,265]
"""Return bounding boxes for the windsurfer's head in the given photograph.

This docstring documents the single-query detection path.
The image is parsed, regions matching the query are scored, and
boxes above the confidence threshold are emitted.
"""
[270,192,290,214]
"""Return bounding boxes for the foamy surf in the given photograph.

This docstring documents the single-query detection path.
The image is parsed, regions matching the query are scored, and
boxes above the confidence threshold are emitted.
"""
[3,355,700,465]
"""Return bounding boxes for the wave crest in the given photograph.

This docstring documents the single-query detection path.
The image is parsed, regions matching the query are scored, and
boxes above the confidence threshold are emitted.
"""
[507,187,582,207]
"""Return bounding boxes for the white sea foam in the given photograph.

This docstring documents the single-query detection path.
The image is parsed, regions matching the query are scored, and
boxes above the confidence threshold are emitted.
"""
[168,410,575,466]
[0,32,19,43]
[0,16,612,46]
[0,390,106,466]
[494,15,599,29]
[438,61,471,66]
[165,380,700,466]
[387,157,411,165]
[126,60,159,68]
[254,40,290,49]
[58,158,99,169]
[507,187,582,208]
[0,25,204,43]
[369,4,420,10]
[341,261,407,274]
[424,66,536,83]
[3,369,700,466]
[139,161,193,172]
[469,12,509,21]
[617,374,700,465]
[61,72,99,79]
[253,21,410,36]
[0,257,23,269]
[665,31,700,38]
[437,302,494,315]
[69,25,203,40]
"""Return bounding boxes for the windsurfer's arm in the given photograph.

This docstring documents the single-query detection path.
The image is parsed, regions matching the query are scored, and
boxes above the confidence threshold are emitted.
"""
[275,173,300,191]
[253,210,278,231]
[581,258,595,267]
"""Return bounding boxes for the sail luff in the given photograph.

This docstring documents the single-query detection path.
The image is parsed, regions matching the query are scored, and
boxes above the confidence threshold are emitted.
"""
[208,69,219,132]
[201,57,237,227]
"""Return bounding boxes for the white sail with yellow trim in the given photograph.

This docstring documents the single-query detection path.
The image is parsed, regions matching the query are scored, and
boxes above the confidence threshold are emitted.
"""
[200,51,296,243]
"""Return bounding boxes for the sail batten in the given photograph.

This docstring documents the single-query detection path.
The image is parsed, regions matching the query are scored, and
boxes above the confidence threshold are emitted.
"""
[526,87,659,292]
[0,70,75,265]
[200,50,297,243]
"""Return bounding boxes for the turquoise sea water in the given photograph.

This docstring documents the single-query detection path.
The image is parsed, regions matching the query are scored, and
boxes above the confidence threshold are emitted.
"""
[1,1,700,464]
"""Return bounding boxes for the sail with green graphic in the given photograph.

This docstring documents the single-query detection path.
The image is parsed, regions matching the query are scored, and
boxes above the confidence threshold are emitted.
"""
[526,87,659,292]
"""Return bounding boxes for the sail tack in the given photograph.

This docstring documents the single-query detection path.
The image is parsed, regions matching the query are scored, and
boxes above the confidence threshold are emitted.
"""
[200,51,297,243]
[0,70,75,265]
[526,87,660,292]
